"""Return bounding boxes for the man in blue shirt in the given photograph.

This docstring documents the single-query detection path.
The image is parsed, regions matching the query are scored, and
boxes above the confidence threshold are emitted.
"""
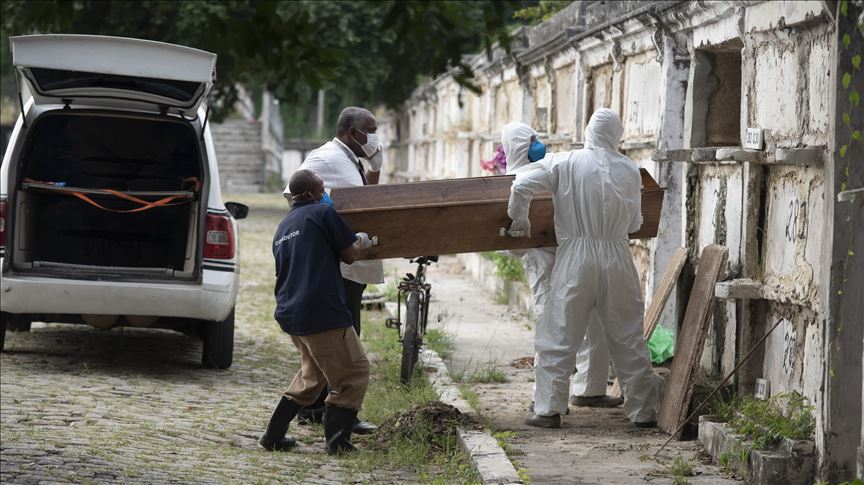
[259,169,374,455]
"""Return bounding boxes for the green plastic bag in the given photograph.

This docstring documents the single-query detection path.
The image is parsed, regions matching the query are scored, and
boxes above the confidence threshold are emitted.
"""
[648,325,675,364]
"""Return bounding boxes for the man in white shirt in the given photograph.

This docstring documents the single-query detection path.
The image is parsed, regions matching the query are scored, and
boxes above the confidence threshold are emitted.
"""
[282,106,384,434]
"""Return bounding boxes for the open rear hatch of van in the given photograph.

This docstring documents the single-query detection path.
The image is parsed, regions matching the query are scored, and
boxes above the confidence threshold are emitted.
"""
[8,35,217,279]
[12,34,216,116]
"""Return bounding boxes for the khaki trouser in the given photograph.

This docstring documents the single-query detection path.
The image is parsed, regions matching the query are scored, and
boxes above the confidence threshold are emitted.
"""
[284,327,370,411]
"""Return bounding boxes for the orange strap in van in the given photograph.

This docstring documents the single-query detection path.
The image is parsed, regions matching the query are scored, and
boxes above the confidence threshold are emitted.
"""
[23,177,199,214]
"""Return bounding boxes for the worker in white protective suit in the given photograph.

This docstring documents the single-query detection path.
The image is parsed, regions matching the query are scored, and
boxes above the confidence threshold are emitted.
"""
[500,122,622,410]
[507,109,661,428]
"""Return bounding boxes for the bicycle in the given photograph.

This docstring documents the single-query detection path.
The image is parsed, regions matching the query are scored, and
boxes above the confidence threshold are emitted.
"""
[385,255,438,384]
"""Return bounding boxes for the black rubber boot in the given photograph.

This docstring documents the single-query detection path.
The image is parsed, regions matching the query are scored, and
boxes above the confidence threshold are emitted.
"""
[352,417,378,435]
[324,405,359,455]
[258,396,301,451]
[297,387,328,425]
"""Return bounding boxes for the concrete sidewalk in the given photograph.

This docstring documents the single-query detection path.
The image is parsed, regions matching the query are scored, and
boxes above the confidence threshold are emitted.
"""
[418,256,742,485]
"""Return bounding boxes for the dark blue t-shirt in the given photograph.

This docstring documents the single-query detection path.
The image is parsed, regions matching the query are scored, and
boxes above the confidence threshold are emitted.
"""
[272,201,357,335]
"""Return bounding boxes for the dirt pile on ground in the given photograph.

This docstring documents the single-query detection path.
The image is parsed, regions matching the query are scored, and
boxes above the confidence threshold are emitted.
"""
[510,356,534,369]
[368,401,474,451]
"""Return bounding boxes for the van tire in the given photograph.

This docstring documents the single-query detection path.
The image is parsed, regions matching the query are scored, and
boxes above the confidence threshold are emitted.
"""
[1,315,7,352]
[8,320,31,332]
[201,308,234,369]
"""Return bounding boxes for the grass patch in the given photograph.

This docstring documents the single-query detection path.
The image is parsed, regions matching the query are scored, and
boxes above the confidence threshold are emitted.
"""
[707,392,740,422]
[492,430,517,456]
[468,361,508,384]
[424,328,455,360]
[459,385,480,411]
[663,457,695,485]
[718,451,734,475]
[453,359,508,384]
[348,314,478,484]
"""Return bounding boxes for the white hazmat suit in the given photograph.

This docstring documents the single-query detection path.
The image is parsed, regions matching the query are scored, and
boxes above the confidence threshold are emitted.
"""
[500,122,612,401]
[507,109,661,423]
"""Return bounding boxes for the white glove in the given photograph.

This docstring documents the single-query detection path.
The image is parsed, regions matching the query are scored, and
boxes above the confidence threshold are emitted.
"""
[508,218,531,238]
[355,232,373,250]
[367,145,384,172]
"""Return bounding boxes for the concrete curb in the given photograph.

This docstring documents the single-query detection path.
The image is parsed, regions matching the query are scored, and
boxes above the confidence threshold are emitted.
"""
[421,349,523,485]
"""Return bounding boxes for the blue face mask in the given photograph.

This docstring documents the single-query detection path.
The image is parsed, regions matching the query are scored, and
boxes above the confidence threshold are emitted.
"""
[319,192,335,207]
[528,139,547,162]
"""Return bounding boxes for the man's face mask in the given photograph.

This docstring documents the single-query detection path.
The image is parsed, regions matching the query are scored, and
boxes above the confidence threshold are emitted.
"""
[528,139,547,162]
[319,192,335,207]
[292,189,332,206]
[352,129,380,158]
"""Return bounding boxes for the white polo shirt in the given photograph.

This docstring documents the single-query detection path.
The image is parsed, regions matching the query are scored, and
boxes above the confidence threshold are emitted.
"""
[283,138,384,285]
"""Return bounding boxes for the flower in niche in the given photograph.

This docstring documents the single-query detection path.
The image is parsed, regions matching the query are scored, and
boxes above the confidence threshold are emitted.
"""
[481,145,506,174]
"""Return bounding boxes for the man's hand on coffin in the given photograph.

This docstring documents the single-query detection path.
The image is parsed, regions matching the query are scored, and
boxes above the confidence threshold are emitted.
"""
[355,232,374,250]
[508,218,531,238]
[367,145,385,172]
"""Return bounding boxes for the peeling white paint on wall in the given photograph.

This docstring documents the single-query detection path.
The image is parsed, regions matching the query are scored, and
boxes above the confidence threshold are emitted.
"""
[763,166,824,310]
[754,43,800,139]
[623,54,663,142]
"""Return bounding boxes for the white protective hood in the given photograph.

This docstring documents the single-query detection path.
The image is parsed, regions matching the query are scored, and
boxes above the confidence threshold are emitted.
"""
[501,122,536,174]
[584,108,624,150]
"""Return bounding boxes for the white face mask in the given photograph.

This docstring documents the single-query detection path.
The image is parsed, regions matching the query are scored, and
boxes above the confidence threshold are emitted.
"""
[353,130,379,158]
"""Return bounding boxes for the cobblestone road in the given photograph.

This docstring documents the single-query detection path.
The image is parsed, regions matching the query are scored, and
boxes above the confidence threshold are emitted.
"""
[0,195,415,485]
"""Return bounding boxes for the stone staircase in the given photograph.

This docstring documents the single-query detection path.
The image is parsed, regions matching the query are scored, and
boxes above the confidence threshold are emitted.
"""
[211,118,264,193]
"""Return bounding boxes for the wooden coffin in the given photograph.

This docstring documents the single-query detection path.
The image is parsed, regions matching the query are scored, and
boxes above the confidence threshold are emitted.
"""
[331,168,663,260]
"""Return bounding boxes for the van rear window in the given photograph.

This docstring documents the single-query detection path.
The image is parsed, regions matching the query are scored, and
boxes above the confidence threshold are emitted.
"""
[29,67,201,102]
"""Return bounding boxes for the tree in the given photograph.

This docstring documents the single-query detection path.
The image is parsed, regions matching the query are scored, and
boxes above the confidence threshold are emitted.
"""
[0,0,534,122]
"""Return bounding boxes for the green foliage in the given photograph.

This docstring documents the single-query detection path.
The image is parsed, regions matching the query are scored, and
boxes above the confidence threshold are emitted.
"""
[707,393,740,422]
[514,0,572,25]
[718,451,734,475]
[459,384,480,411]
[383,278,399,301]
[465,360,508,384]
[659,457,694,485]
[483,252,526,282]
[424,328,456,360]
[729,392,815,450]
[1,0,534,125]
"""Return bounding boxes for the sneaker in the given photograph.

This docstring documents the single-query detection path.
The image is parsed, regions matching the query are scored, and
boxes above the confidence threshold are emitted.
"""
[569,395,624,408]
[524,413,561,428]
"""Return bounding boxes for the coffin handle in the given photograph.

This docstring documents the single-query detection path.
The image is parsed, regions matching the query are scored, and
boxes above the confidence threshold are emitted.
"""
[499,227,527,238]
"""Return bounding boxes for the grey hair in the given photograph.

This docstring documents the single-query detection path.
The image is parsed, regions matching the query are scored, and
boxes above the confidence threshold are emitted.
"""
[336,106,374,136]
[288,169,321,196]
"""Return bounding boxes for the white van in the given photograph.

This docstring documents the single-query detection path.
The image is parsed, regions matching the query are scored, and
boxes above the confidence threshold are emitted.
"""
[0,35,247,369]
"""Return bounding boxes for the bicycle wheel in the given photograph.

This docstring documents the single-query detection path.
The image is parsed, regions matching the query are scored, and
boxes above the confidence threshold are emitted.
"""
[400,291,422,385]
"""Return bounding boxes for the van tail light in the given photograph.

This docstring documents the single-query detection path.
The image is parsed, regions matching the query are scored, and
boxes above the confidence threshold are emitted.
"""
[0,198,7,248]
[204,213,234,259]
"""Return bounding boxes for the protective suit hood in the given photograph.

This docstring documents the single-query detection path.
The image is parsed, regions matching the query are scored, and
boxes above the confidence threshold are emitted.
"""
[502,122,536,174]
[584,108,624,151]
